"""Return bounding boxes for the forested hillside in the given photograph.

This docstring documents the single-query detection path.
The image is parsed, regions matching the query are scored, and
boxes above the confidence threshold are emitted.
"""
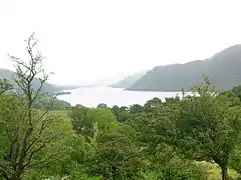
[127,45,241,91]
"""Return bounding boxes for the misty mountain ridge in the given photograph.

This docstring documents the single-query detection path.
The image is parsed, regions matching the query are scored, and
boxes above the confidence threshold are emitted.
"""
[0,68,132,91]
[126,44,241,92]
[109,71,147,88]
[0,68,59,92]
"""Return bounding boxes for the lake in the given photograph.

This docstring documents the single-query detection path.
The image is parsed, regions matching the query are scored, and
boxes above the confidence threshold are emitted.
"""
[57,86,183,107]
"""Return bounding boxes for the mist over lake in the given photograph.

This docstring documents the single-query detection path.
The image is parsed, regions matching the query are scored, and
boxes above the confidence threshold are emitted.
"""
[57,86,182,107]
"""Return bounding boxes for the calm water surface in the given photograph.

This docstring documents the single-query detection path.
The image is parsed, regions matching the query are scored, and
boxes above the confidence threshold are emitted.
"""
[57,86,183,107]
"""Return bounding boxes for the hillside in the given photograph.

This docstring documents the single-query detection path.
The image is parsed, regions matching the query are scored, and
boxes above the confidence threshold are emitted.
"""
[109,72,146,88]
[0,68,59,92]
[127,45,241,92]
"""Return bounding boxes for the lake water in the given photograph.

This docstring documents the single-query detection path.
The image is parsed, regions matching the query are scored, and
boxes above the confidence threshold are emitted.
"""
[57,86,182,107]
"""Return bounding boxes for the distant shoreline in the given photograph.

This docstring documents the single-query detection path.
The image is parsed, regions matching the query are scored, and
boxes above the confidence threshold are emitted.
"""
[60,85,187,93]
[55,91,72,96]
[125,89,184,92]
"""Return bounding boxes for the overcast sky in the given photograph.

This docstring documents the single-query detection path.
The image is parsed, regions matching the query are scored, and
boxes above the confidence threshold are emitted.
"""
[0,0,241,85]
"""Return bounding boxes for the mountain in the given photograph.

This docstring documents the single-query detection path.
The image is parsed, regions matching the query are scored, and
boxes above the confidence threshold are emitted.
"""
[79,73,130,87]
[0,68,59,92]
[127,45,241,92]
[109,72,146,88]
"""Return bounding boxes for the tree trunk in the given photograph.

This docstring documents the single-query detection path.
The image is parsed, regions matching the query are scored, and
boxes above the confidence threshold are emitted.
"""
[213,156,230,180]
[220,164,229,180]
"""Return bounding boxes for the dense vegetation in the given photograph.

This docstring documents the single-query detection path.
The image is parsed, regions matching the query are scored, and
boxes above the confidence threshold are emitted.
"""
[127,44,241,92]
[1,35,241,180]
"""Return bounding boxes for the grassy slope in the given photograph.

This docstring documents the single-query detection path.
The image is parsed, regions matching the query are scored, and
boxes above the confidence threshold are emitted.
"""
[50,110,71,121]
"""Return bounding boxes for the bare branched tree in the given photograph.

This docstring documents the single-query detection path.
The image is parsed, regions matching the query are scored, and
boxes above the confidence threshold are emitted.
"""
[0,33,61,180]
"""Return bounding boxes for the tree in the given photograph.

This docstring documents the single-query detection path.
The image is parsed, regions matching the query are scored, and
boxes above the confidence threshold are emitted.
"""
[230,144,241,175]
[115,106,132,122]
[147,143,207,180]
[87,108,117,140]
[0,79,12,94]
[20,119,79,180]
[231,85,241,104]
[40,133,94,180]
[88,124,146,180]
[129,104,144,114]
[70,105,91,137]
[71,106,117,143]
[97,103,107,108]
[173,78,241,180]
[232,84,241,94]
[89,140,145,180]
[119,106,128,111]
[143,97,162,113]
[0,33,66,180]
[127,102,207,179]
